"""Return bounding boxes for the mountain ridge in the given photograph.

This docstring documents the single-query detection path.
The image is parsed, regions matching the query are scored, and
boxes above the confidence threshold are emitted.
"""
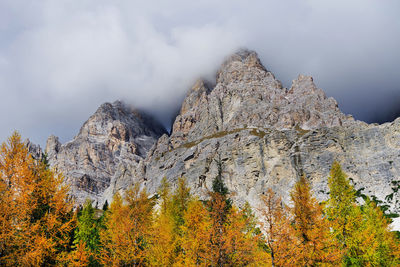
[28,49,399,229]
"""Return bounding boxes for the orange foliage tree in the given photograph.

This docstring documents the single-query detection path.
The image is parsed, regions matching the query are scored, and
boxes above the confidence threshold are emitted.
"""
[177,198,213,266]
[99,184,154,266]
[0,132,75,266]
[290,175,341,265]
[259,188,294,266]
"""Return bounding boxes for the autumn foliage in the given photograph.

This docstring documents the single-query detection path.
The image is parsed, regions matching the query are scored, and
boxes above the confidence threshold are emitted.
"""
[0,133,399,266]
[0,132,74,266]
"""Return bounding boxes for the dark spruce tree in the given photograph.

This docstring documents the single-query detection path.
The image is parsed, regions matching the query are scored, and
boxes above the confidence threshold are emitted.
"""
[73,199,103,266]
[211,156,232,211]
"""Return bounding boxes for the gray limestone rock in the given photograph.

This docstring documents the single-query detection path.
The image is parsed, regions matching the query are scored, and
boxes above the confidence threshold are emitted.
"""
[41,49,400,230]
[104,50,400,229]
[45,101,167,204]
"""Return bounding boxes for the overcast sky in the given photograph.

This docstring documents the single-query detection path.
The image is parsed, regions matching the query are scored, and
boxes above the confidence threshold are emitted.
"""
[0,0,399,146]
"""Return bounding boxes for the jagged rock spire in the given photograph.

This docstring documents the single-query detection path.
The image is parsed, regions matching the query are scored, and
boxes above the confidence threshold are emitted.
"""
[170,49,354,148]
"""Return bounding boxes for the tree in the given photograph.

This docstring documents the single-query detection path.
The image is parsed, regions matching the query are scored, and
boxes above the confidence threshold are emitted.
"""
[148,178,175,266]
[171,177,192,234]
[66,241,91,267]
[223,206,270,266]
[100,185,154,266]
[102,200,109,211]
[325,161,361,245]
[211,157,232,211]
[259,188,294,267]
[0,132,75,265]
[355,198,400,266]
[177,198,213,266]
[206,158,233,266]
[205,158,268,266]
[290,174,341,265]
[73,199,102,266]
[326,162,387,266]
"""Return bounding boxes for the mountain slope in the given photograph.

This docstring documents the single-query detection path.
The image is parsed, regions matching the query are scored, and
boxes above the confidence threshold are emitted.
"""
[45,101,167,204]
[44,50,399,230]
[104,50,399,230]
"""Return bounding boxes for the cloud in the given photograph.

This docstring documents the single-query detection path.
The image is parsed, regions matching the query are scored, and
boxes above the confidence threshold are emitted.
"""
[0,0,399,146]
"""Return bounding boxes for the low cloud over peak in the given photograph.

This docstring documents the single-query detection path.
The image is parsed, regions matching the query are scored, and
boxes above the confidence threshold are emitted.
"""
[0,0,399,145]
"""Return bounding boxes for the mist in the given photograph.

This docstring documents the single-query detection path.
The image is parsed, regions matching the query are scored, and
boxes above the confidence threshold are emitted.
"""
[0,0,399,146]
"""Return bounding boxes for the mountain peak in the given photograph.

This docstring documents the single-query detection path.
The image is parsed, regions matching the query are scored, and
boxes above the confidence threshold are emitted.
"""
[170,50,355,147]
[224,48,264,67]
[45,100,167,204]
[217,49,268,84]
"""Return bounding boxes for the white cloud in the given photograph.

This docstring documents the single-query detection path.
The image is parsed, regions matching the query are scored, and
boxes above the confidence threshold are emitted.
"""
[0,0,399,145]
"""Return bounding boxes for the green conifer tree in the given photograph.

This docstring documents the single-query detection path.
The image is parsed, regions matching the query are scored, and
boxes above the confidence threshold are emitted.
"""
[73,199,101,266]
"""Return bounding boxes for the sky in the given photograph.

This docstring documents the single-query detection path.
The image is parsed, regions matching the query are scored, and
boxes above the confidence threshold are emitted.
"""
[0,0,400,146]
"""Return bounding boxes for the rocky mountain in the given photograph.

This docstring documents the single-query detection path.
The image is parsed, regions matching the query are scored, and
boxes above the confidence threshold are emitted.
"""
[44,101,167,204]
[42,50,399,229]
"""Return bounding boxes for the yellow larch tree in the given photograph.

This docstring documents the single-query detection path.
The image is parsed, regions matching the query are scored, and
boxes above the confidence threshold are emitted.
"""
[0,132,75,266]
[148,177,175,266]
[176,198,212,266]
[290,174,341,266]
[259,188,294,267]
[355,198,400,266]
[66,241,91,267]
[223,206,270,266]
[100,184,154,266]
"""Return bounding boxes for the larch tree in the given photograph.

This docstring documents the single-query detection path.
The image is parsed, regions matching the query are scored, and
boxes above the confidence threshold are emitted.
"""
[148,178,175,266]
[223,206,270,266]
[177,198,213,266]
[171,177,192,234]
[0,132,75,266]
[259,188,294,267]
[169,176,192,262]
[66,241,91,267]
[354,198,400,266]
[290,174,341,266]
[100,184,154,266]
[325,161,366,265]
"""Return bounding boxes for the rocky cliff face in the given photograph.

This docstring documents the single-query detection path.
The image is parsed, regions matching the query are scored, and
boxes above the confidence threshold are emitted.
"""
[103,50,400,229]
[44,50,399,229]
[170,51,353,148]
[45,101,167,204]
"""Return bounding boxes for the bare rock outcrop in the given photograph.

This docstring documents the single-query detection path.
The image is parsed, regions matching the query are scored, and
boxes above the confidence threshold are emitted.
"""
[104,50,399,229]
[170,50,354,148]
[45,101,167,204]
[41,49,399,229]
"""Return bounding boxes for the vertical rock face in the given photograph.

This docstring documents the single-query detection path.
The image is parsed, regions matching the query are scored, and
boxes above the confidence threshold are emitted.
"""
[103,49,399,230]
[35,49,399,229]
[26,139,45,161]
[170,50,353,148]
[45,101,167,204]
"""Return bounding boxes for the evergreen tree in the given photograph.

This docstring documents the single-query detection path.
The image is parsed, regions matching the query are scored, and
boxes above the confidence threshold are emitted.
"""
[207,158,232,265]
[102,200,108,211]
[73,199,102,266]
[211,157,232,211]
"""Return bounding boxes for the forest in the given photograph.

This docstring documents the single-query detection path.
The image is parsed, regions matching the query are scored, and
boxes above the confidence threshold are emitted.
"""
[0,132,399,266]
